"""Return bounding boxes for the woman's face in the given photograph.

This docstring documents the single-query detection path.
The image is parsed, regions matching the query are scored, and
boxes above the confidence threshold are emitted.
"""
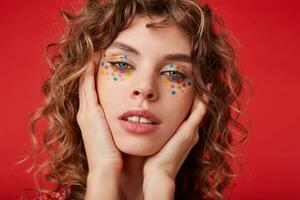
[96,15,194,156]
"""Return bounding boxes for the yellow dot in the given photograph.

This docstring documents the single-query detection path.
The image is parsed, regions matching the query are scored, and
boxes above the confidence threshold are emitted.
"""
[100,69,104,75]
[163,78,169,84]
[125,71,131,77]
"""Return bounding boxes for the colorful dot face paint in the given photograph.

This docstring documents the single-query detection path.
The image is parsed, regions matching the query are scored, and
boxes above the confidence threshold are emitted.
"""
[99,53,132,82]
[99,53,192,95]
[162,64,192,95]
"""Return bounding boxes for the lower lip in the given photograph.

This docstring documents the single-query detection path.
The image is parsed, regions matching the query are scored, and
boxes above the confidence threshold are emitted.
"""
[118,119,159,134]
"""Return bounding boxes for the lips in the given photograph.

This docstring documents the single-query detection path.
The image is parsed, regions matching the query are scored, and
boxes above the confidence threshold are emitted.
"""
[118,109,161,124]
[118,119,159,134]
[118,108,161,134]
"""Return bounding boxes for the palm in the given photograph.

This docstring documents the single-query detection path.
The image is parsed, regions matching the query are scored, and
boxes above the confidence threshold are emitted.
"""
[143,95,209,180]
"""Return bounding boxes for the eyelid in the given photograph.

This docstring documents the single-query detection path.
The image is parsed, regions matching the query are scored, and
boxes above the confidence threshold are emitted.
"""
[106,54,136,67]
[107,54,128,61]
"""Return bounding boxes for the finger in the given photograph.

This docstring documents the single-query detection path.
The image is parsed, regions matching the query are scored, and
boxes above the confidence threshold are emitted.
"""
[186,97,207,130]
[92,52,102,74]
[203,83,212,102]
[81,60,99,107]
[187,83,212,128]
[78,52,103,108]
[78,66,88,110]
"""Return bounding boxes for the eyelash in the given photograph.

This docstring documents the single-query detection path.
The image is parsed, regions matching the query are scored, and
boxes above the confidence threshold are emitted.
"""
[109,61,134,71]
[108,61,187,80]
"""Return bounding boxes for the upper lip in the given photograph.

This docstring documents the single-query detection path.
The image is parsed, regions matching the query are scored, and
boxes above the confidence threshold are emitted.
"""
[118,108,161,124]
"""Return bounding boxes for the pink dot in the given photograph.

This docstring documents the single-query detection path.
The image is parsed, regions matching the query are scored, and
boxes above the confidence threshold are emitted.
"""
[171,85,175,88]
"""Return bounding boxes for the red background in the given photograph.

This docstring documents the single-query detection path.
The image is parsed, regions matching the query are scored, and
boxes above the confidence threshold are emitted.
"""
[1,0,299,199]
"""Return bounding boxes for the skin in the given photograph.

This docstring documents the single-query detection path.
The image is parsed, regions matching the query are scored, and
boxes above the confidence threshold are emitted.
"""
[77,15,211,200]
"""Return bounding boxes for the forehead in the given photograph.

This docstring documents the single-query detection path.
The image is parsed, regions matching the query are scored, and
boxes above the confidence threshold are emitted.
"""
[107,15,191,56]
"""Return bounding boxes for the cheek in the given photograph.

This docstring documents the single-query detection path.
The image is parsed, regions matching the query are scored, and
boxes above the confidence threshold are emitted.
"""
[162,76,193,96]
[160,81,194,129]
[96,67,121,112]
[99,60,132,82]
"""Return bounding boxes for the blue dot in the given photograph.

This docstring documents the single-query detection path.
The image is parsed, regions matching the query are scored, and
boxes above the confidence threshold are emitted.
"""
[169,64,174,68]
[113,77,118,81]
[171,90,176,95]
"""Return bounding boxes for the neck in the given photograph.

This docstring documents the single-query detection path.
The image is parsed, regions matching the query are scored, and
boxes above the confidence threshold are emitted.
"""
[120,153,145,200]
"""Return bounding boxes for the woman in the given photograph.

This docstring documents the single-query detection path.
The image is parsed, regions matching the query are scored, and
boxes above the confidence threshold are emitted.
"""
[21,0,248,199]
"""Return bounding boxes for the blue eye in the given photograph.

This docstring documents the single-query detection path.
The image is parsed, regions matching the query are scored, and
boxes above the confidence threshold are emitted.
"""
[161,71,187,80]
[109,62,133,71]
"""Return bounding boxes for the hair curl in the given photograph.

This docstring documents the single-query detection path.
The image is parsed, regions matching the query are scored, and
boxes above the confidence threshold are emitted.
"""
[19,0,250,199]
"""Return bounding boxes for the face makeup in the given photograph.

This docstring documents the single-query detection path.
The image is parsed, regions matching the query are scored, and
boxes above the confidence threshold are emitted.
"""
[162,64,192,95]
[100,55,192,95]
[99,54,132,81]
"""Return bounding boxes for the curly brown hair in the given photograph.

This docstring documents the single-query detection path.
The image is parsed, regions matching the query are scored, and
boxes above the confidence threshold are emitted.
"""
[18,0,250,199]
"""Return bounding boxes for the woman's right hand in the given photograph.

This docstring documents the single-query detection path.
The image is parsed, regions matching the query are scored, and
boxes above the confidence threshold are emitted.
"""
[76,57,123,175]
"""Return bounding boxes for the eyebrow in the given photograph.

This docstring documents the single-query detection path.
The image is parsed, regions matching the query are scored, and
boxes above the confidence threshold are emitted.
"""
[108,41,192,63]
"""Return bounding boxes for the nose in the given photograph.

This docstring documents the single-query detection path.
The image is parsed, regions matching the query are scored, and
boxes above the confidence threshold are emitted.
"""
[131,78,158,101]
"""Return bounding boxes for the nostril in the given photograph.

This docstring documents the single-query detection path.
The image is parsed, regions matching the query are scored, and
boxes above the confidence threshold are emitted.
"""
[132,90,155,100]
[148,94,154,99]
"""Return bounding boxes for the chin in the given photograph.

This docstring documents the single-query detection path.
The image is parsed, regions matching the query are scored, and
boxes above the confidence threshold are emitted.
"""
[115,140,161,156]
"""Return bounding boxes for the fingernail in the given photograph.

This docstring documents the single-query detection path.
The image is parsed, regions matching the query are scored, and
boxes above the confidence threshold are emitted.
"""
[207,83,213,91]
[192,96,199,110]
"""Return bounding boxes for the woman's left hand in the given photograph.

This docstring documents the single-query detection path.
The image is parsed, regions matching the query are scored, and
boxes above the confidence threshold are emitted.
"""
[143,85,211,182]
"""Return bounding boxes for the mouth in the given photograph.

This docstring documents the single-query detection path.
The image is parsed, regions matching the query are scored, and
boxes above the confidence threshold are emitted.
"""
[118,109,161,125]
[118,109,161,134]
[121,116,157,125]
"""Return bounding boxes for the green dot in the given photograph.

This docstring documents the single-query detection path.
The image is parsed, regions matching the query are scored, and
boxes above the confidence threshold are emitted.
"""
[171,90,176,95]
[113,77,118,81]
